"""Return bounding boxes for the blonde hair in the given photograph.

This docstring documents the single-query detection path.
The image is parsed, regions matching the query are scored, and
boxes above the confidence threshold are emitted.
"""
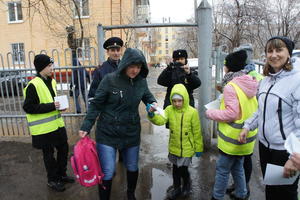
[263,39,293,76]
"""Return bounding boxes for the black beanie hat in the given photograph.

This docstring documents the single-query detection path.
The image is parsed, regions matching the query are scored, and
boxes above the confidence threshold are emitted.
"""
[34,54,54,73]
[224,50,247,72]
[172,49,188,59]
[266,36,295,56]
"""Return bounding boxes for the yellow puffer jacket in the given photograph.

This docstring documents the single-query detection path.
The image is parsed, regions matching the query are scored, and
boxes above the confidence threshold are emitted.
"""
[149,84,203,157]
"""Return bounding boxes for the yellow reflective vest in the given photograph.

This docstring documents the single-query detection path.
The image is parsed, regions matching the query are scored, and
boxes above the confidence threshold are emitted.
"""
[24,77,65,136]
[218,82,258,156]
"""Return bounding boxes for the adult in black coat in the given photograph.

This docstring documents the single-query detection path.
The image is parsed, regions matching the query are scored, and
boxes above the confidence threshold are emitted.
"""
[79,48,157,200]
[157,49,201,109]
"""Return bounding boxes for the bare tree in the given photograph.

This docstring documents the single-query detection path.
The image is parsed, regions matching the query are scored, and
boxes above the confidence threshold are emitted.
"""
[212,0,300,57]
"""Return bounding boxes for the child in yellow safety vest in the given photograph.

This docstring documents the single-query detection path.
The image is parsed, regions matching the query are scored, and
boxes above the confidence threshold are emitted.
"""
[23,54,74,192]
[206,50,258,200]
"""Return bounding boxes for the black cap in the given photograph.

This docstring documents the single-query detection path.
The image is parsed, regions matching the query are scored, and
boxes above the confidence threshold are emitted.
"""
[266,36,295,56]
[224,50,247,72]
[103,37,124,50]
[172,49,188,59]
[34,54,54,73]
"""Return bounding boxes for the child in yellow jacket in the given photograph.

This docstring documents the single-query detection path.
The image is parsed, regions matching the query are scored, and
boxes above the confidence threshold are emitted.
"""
[147,83,203,200]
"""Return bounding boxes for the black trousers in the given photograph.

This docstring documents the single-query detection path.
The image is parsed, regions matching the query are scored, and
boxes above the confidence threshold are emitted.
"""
[259,142,299,200]
[42,142,69,182]
[172,165,190,187]
[243,154,252,184]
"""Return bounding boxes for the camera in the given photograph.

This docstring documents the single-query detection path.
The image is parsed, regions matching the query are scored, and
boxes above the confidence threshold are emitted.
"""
[169,61,184,69]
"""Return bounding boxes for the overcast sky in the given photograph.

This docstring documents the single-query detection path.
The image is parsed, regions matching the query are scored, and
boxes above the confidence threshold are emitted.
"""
[149,0,214,23]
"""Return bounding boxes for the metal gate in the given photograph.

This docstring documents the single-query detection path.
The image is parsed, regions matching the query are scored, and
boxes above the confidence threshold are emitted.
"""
[0,48,98,136]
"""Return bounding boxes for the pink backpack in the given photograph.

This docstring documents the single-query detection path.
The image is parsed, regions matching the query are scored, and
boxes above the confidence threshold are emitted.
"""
[71,136,104,187]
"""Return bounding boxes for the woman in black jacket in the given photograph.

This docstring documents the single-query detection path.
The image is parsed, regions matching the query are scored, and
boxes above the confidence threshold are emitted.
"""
[157,49,201,108]
[79,48,156,200]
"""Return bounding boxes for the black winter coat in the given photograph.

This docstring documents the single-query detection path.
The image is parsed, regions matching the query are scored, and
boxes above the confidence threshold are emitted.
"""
[80,48,156,149]
[157,63,201,108]
[88,58,119,99]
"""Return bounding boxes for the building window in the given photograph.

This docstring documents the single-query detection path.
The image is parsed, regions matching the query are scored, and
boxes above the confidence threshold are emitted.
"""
[158,42,161,47]
[74,0,89,18]
[8,2,23,23]
[166,50,169,54]
[165,35,168,41]
[11,43,25,64]
[165,43,168,48]
[75,38,90,59]
[159,50,162,55]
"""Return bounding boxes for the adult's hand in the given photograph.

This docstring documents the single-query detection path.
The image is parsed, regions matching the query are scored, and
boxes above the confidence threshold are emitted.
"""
[79,130,88,138]
[290,153,300,170]
[283,159,298,178]
[183,64,190,74]
[238,128,249,143]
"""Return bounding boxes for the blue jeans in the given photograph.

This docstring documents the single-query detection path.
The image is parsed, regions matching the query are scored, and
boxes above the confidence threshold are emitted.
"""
[96,144,139,180]
[213,154,247,200]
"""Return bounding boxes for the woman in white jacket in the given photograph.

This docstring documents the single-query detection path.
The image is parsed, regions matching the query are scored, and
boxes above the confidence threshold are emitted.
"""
[239,36,300,200]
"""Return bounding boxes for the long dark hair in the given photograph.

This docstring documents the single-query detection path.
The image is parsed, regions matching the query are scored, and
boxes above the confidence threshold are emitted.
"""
[263,39,293,76]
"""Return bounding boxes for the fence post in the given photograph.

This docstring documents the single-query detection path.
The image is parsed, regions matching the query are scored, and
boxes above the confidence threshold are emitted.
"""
[97,24,105,65]
[197,0,213,149]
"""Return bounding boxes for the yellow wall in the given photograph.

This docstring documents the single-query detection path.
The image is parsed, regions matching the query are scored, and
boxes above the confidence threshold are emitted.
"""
[151,27,177,64]
[0,0,134,66]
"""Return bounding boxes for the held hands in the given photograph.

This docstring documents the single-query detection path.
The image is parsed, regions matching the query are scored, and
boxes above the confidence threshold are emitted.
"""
[146,103,156,118]
[238,128,249,143]
[195,152,203,157]
[78,130,88,138]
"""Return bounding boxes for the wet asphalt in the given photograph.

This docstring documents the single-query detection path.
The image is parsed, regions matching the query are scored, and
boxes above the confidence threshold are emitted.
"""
[0,68,267,200]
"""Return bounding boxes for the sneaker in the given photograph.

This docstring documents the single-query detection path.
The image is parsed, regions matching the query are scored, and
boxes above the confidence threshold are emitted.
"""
[166,187,181,200]
[47,181,65,192]
[60,175,75,183]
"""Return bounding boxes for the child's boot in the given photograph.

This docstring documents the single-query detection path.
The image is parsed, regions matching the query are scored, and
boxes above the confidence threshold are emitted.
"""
[167,186,181,200]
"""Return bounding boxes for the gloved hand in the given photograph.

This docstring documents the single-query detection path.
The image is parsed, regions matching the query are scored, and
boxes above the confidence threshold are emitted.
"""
[195,152,203,157]
[146,103,154,118]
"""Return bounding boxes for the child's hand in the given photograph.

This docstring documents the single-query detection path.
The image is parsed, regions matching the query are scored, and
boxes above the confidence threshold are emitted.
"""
[146,103,155,117]
[54,101,60,110]
[195,152,203,157]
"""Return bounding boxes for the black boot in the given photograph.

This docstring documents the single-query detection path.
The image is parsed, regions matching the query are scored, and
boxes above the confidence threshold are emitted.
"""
[181,167,191,197]
[127,170,138,200]
[166,165,181,200]
[167,187,181,200]
[98,180,112,200]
